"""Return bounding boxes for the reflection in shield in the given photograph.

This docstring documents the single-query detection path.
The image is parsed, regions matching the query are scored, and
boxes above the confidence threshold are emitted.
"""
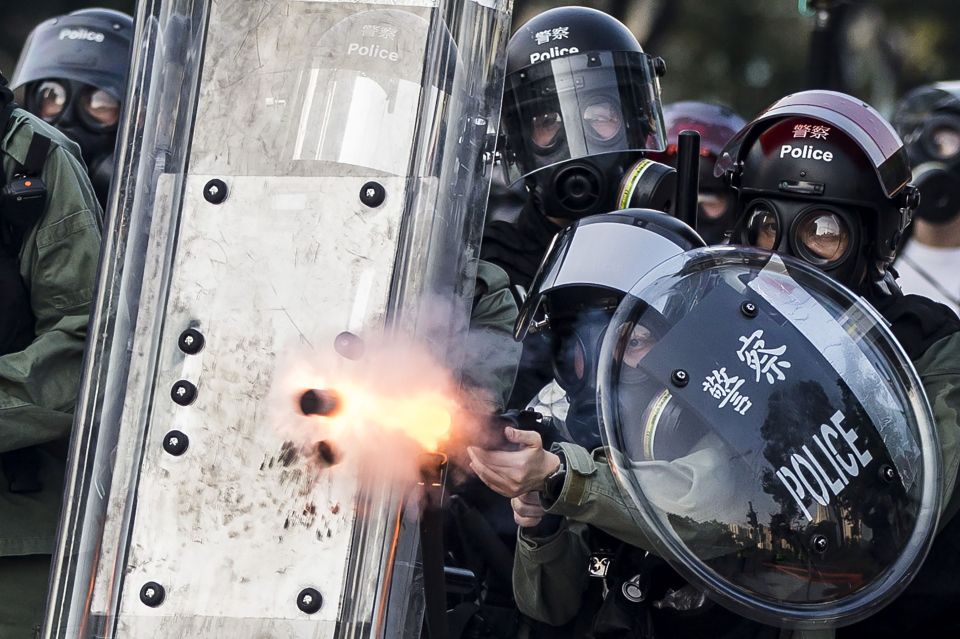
[599,247,940,627]
[290,69,423,175]
[284,9,448,177]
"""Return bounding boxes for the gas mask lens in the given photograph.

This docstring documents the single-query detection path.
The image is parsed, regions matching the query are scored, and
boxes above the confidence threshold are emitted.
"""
[531,111,563,149]
[80,88,121,129]
[795,210,850,264]
[929,124,960,161]
[34,80,68,122]
[745,204,779,250]
[554,332,587,391]
[583,99,623,142]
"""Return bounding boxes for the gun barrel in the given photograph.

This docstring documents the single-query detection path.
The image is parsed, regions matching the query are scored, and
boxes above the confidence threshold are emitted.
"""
[300,389,341,416]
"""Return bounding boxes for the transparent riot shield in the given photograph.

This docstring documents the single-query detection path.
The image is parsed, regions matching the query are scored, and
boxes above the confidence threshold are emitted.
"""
[598,247,941,628]
[43,1,513,637]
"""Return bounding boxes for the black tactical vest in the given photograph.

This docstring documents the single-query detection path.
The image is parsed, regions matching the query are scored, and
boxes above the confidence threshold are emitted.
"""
[0,83,36,356]
[0,77,44,494]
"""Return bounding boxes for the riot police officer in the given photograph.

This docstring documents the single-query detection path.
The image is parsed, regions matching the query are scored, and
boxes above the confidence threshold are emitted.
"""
[717,89,960,637]
[646,101,746,244]
[0,69,102,636]
[472,91,954,639]
[470,211,788,639]
[890,82,960,315]
[481,5,670,411]
[11,8,133,209]
[718,90,960,358]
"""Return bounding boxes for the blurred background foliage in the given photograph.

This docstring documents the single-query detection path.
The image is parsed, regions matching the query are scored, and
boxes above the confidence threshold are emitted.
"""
[3,0,959,120]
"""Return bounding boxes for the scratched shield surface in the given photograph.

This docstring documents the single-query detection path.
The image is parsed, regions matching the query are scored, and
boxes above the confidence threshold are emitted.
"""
[113,176,404,626]
[112,0,425,635]
[597,247,941,629]
[42,0,515,635]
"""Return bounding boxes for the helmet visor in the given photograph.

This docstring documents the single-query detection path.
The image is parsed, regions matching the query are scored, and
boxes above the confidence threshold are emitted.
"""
[502,51,667,184]
[661,101,747,157]
[515,213,685,340]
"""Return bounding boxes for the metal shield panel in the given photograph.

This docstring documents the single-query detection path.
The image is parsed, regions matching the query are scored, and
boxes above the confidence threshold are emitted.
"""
[43,0,514,637]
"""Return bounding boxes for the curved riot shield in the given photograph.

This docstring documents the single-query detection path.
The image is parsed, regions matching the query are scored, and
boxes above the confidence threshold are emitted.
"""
[43,1,512,638]
[598,247,940,628]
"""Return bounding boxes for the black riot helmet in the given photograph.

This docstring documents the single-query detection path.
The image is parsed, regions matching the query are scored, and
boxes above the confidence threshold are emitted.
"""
[11,8,134,208]
[717,91,918,295]
[501,7,669,222]
[893,82,960,225]
[647,101,746,244]
[515,210,704,447]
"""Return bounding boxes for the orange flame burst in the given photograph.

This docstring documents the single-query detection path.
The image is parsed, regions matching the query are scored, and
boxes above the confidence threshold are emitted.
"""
[306,382,456,453]
[282,339,495,471]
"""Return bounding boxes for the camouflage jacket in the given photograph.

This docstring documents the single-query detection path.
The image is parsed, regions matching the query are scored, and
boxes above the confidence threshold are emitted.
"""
[0,108,102,556]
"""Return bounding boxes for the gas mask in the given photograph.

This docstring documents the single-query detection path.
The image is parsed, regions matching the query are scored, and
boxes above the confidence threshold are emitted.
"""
[501,42,670,222]
[514,211,706,450]
[520,92,635,219]
[550,308,613,450]
[695,190,736,244]
[739,198,868,289]
[903,112,960,225]
[694,146,739,244]
[509,72,674,221]
[25,78,120,205]
[526,151,676,221]
[11,8,133,209]
[718,94,919,295]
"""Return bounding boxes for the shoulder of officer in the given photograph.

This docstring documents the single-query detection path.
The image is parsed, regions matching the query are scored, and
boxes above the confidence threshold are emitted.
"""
[2,107,83,169]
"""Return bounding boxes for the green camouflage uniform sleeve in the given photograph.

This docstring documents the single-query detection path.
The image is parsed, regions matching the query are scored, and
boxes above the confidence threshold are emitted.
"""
[512,441,763,626]
[542,441,726,550]
[539,442,655,547]
[512,443,656,625]
[0,111,102,454]
[914,331,960,525]
[465,259,521,411]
